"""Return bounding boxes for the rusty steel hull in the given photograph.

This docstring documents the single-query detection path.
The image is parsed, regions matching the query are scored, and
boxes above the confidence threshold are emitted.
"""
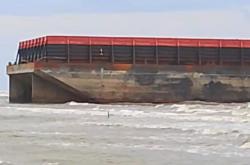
[7,62,250,103]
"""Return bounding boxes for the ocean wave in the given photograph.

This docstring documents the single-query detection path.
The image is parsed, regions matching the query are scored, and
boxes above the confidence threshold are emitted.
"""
[80,121,197,133]
[79,121,248,138]
[240,138,250,149]
[43,163,59,165]
[67,101,89,106]
[240,142,250,149]
[12,104,250,125]
[103,142,245,157]
[154,104,166,108]
[14,107,108,116]
[12,106,181,119]
[0,91,8,97]
[45,142,89,148]
[241,142,250,149]
[200,129,240,136]
[0,160,12,165]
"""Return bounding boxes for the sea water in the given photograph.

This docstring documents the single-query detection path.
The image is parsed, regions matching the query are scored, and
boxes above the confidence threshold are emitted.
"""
[0,91,250,165]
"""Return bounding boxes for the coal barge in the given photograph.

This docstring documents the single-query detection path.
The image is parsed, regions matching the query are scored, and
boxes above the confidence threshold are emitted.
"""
[7,36,250,103]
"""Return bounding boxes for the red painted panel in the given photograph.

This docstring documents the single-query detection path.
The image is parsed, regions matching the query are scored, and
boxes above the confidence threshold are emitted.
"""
[39,38,42,46]
[34,39,38,47]
[68,36,89,45]
[112,38,133,46]
[178,39,199,47]
[29,40,32,48]
[37,38,41,47]
[134,38,157,46]
[22,41,26,49]
[242,40,250,48]
[28,40,31,49]
[90,37,112,45]
[18,36,250,49]
[221,40,241,48]
[46,36,68,45]
[31,40,34,48]
[27,40,30,49]
[23,41,27,49]
[199,39,220,48]
[42,37,47,45]
[157,38,177,47]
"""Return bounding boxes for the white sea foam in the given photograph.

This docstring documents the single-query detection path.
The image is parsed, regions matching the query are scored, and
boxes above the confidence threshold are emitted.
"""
[45,142,89,148]
[12,104,250,126]
[154,104,166,108]
[232,110,249,116]
[241,141,250,149]
[0,160,11,165]
[14,107,107,116]
[0,91,8,97]
[67,101,90,106]
[201,129,230,136]
[80,121,197,133]
[43,163,59,165]
[2,95,250,164]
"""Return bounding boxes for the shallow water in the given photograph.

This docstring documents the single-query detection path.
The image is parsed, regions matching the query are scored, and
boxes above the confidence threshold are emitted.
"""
[0,92,250,165]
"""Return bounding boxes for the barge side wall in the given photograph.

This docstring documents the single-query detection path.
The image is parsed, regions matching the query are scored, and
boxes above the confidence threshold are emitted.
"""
[8,63,250,103]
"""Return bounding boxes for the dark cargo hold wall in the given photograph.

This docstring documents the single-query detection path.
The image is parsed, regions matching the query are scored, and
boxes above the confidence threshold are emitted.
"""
[135,46,156,64]
[244,49,250,64]
[15,36,250,66]
[200,48,219,65]
[46,44,67,60]
[17,44,250,66]
[69,45,89,62]
[114,46,133,64]
[221,48,241,65]
[158,46,177,64]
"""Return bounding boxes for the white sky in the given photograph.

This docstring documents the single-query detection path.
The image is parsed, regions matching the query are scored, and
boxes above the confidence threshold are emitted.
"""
[1,1,250,90]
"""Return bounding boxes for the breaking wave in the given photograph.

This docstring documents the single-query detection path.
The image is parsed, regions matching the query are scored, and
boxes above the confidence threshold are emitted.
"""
[67,101,91,106]
[1,97,250,162]
[0,160,12,165]
[0,91,8,97]
[241,142,250,149]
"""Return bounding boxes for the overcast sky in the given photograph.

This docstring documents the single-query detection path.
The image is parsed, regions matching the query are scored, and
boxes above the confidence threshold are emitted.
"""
[1,0,250,90]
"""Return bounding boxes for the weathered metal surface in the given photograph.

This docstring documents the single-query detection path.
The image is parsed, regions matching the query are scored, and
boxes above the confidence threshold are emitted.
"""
[7,63,35,75]
[7,62,250,103]
[9,73,32,103]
